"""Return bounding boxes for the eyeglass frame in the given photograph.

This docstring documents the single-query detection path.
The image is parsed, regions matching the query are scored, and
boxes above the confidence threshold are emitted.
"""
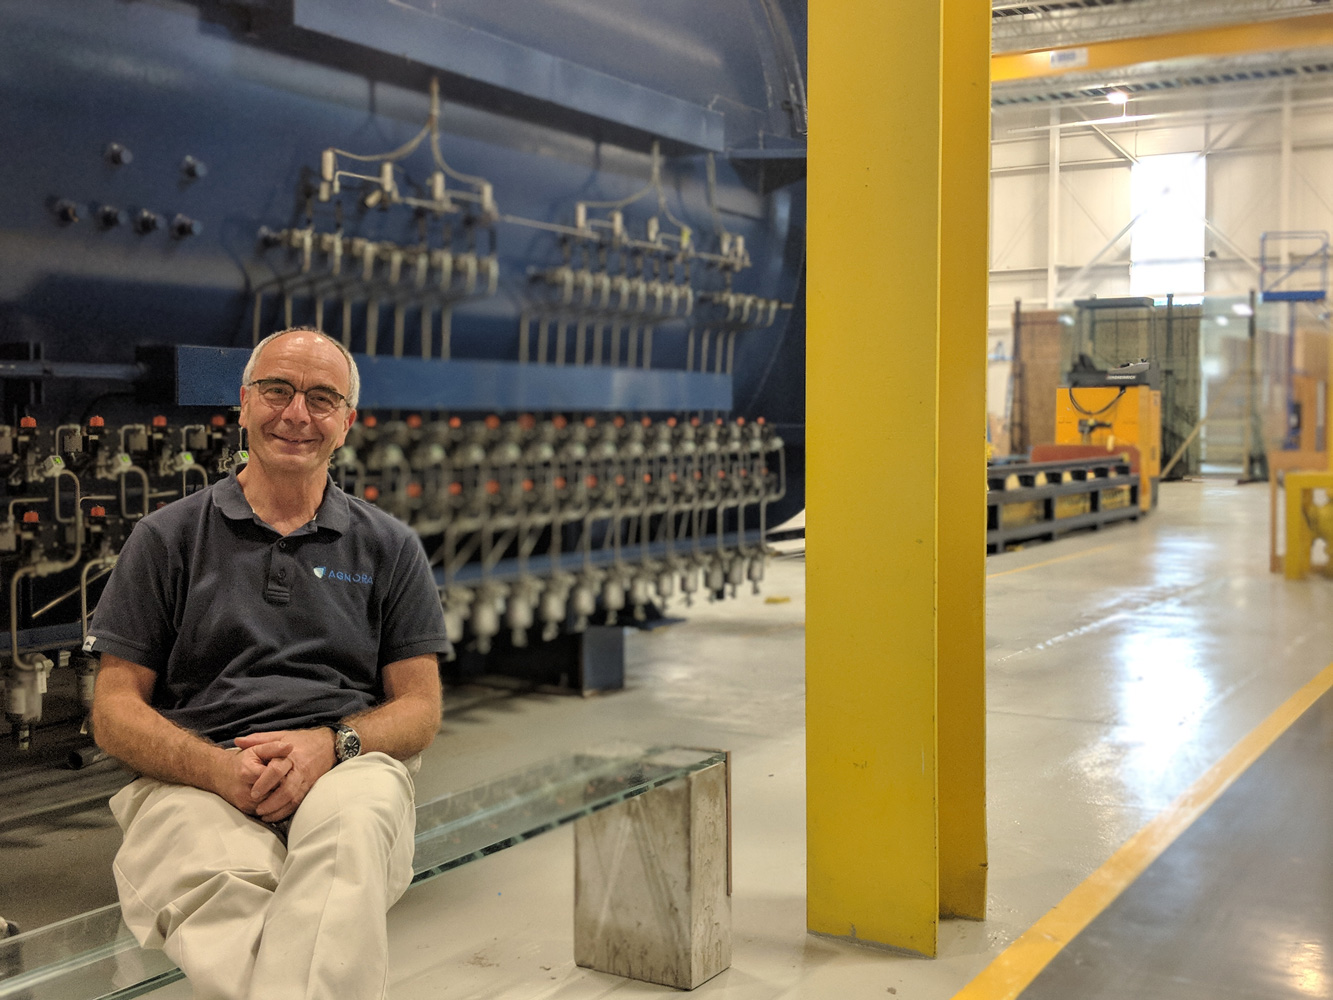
[243,377,350,417]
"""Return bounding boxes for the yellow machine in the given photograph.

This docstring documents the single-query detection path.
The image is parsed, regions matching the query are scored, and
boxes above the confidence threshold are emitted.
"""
[1054,385,1162,511]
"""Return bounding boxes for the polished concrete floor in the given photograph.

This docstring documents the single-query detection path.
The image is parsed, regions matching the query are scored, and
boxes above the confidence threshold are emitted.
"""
[4,479,1333,998]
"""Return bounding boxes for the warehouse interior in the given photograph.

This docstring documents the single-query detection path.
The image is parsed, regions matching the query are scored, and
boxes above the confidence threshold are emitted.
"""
[5,2,1333,999]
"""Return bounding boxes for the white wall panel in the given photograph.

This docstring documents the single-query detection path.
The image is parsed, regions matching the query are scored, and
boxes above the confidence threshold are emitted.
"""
[1209,149,1280,257]
[1291,147,1333,232]
[1058,167,1130,264]
[991,171,1048,270]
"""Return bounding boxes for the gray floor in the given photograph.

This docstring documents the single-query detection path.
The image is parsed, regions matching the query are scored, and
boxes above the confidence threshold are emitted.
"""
[4,479,1332,999]
[1020,683,1333,1000]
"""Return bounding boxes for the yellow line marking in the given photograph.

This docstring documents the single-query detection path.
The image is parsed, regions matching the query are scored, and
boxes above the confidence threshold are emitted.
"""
[986,544,1115,580]
[951,659,1333,1000]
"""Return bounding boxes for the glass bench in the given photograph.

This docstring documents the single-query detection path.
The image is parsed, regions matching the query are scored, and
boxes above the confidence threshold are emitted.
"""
[0,746,729,999]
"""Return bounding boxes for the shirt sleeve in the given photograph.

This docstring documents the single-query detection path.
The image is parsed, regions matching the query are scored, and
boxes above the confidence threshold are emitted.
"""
[87,519,177,672]
[378,529,451,665]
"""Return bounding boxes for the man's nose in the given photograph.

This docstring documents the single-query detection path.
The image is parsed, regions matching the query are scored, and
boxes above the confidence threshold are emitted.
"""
[280,390,312,420]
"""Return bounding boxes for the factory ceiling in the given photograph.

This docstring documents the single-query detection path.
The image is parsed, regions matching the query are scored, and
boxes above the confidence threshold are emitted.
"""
[992,0,1333,104]
[992,0,1333,52]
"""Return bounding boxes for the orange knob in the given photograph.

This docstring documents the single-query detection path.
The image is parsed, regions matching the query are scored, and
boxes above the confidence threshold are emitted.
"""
[22,510,38,523]
[448,482,463,496]
[615,474,625,486]
[407,414,423,429]
[19,416,36,429]
[584,417,597,428]
[485,415,501,429]
[152,415,167,428]
[485,480,500,494]
[89,505,107,517]
[89,416,106,428]
[519,414,535,430]
[209,415,226,428]
[448,416,462,428]
[585,475,598,488]
[407,482,423,498]
[364,415,378,428]
[364,485,380,501]
[522,479,534,492]
[554,476,567,489]
[553,415,568,429]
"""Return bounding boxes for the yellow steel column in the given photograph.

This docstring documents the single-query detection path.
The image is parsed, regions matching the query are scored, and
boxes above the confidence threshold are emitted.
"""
[806,1,990,957]
[938,0,992,921]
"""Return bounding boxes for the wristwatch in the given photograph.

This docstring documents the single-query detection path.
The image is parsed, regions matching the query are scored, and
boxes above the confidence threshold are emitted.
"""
[329,723,362,765]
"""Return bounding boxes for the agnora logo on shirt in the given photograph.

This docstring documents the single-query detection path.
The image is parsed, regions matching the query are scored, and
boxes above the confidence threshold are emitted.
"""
[312,566,373,585]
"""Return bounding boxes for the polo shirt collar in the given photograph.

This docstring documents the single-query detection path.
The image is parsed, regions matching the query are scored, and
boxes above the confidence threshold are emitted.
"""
[212,471,350,535]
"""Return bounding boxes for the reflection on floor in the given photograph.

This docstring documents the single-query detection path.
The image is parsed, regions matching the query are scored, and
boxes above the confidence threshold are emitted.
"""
[1020,683,1333,1000]
[3,480,1332,999]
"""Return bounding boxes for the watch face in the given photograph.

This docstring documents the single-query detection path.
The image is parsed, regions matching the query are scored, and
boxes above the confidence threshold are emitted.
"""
[337,727,361,761]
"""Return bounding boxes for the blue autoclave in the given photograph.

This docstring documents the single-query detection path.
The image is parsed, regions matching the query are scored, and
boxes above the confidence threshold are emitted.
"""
[0,0,806,743]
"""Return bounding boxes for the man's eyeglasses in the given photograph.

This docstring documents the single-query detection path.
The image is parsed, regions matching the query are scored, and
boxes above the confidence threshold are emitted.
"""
[245,378,348,417]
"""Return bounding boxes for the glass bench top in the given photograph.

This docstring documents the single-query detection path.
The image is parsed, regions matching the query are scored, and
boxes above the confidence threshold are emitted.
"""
[0,745,725,1000]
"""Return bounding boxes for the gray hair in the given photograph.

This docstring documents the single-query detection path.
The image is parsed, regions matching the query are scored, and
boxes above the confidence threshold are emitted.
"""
[243,328,360,410]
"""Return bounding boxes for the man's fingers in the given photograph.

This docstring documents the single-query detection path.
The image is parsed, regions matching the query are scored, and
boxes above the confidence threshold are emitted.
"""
[234,732,285,749]
[245,740,293,761]
[250,758,292,800]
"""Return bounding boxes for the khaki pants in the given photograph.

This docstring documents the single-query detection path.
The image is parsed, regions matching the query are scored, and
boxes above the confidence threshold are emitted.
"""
[109,753,418,1000]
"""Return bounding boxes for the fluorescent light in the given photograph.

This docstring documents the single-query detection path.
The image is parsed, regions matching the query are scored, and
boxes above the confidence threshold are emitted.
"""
[1232,303,1254,317]
[1106,91,1129,106]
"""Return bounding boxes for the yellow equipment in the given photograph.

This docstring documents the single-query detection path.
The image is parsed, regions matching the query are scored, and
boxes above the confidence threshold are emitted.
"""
[1054,385,1162,511]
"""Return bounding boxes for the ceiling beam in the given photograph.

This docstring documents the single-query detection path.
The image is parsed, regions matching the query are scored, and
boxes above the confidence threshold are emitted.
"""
[993,11,1333,83]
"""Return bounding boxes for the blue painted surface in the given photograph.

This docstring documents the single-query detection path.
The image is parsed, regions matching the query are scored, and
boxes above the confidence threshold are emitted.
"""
[292,0,726,152]
[0,0,806,516]
[177,347,732,412]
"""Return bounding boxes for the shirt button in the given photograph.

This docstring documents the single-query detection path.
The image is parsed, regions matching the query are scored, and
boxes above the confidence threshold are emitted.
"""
[278,540,289,551]
[278,569,287,580]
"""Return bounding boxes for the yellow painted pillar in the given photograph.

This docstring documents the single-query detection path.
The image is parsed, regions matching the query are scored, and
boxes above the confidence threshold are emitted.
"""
[806,0,991,958]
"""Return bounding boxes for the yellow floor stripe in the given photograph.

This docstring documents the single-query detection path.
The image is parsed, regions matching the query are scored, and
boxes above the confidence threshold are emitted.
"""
[952,658,1333,1000]
[986,544,1115,580]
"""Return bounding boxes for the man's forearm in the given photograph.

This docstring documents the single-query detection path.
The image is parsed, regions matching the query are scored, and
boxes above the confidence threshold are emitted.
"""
[93,689,229,790]
[346,690,440,761]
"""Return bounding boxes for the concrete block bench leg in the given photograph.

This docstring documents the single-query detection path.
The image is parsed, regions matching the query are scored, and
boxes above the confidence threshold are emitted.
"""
[573,759,731,989]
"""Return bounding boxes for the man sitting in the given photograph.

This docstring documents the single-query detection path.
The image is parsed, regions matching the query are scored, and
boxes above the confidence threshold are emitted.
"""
[91,328,451,1000]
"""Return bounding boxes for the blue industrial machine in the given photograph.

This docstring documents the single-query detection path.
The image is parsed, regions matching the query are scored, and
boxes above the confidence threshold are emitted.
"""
[0,0,807,750]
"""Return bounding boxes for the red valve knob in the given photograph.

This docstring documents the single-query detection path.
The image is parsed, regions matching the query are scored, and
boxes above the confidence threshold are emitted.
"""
[407,414,423,429]
[667,417,677,427]
[364,485,380,501]
[554,476,568,489]
[89,505,107,517]
[690,417,700,427]
[736,417,745,426]
[641,417,652,427]
[585,475,598,488]
[485,415,501,430]
[363,415,378,428]
[757,416,766,425]
[717,469,727,479]
[613,416,625,428]
[448,482,463,496]
[89,416,106,428]
[584,417,597,428]
[669,472,678,482]
[643,473,652,484]
[448,416,462,429]
[152,415,167,428]
[22,510,38,523]
[522,479,534,492]
[553,415,568,429]
[407,482,423,498]
[485,480,500,494]
[209,414,226,427]
[615,474,625,486]
[19,417,36,429]
[519,414,535,430]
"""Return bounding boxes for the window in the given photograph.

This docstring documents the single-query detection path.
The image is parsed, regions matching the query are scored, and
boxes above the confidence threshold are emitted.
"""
[1129,152,1206,302]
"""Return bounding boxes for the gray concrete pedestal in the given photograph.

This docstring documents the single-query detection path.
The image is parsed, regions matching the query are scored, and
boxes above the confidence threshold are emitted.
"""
[573,759,731,989]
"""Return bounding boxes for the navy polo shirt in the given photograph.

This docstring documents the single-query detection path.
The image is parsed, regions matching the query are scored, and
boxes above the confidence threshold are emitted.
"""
[89,472,451,745]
